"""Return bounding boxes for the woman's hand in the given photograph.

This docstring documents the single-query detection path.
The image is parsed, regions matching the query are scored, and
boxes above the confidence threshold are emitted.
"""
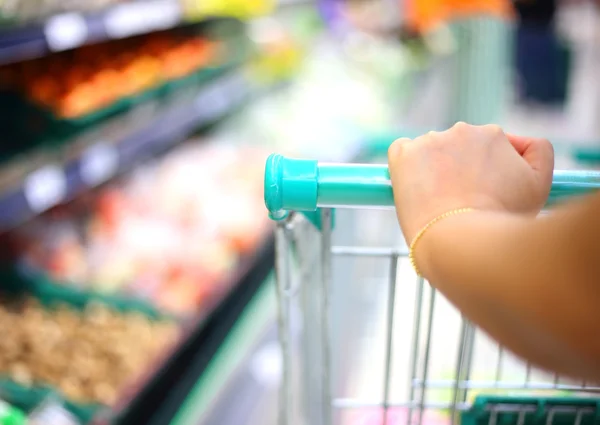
[388,122,600,379]
[388,122,555,243]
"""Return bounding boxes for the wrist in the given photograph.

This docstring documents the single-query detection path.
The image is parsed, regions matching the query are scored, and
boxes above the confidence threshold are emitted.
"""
[409,208,474,278]
[412,209,532,280]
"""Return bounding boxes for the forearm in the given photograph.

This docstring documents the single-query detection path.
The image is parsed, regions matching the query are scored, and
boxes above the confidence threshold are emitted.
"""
[418,195,600,379]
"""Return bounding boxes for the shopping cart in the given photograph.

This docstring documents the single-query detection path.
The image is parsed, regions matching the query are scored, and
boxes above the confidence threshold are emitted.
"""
[265,152,600,425]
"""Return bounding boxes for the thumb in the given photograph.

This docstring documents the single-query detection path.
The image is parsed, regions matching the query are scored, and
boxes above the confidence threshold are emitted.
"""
[506,134,554,180]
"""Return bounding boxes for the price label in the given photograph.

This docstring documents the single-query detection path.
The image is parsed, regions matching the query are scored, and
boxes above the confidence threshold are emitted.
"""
[24,166,67,213]
[194,92,215,123]
[229,73,249,103]
[195,81,229,123]
[225,72,244,94]
[210,86,229,116]
[29,400,79,425]
[249,342,282,388]
[44,13,88,52]
[104,0,181,39]
[80,143,119,186]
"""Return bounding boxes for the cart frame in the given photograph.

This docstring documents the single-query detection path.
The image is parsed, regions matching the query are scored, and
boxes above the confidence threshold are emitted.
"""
[269,153,600,425]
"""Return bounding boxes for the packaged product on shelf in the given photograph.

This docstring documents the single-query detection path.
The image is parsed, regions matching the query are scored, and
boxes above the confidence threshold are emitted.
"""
[5,141,269,316]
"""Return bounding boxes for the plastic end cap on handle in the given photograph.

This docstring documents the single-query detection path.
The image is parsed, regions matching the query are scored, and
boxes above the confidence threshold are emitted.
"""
[264,154,319,221]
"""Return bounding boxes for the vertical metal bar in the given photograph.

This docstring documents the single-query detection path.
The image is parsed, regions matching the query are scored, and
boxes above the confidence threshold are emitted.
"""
[407,277,425,425]
[489,410,498,425]
[297,217,323,425]
[525,363,532,387]
[417,288,436,425]
[463,325,476,386]
[574,409,584,425]
[451,323,466,425]
[320,209,333,425]
[545,408,555,425]
[461,323,476,405]
[451,320,476,425]
[382,254,399,425]
[275,222,292,425]
[495,346,504,385]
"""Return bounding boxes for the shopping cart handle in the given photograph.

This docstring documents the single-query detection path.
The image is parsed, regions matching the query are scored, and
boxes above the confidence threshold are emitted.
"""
[264,154,600,220]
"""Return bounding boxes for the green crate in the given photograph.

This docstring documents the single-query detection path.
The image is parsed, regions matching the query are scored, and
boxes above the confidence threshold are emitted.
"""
[163,72,201,92]
[0,379,100,424]
[462,396,600,425]
[0,266,169,320]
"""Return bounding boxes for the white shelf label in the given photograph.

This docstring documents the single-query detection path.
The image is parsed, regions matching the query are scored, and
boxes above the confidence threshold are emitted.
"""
[104,0,181,39]
[29,401,79,425]
[80,143,119,186]
[249,342,282,388]
[44,13,88,52]
[24,166,67,213]
[195,81,229,123]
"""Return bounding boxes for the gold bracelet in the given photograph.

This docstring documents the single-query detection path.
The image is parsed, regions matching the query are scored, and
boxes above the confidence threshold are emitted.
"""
[409,208,473,277]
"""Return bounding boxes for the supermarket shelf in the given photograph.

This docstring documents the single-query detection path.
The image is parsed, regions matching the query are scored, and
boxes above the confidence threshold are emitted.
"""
[0,65,259,231]
[0,0,201,65]
[112,238,276,425]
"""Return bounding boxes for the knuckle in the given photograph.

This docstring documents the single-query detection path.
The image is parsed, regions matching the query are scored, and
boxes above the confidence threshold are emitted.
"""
[425,130,439,141]
[482,124,504,137]
[388,138,410,160]
[451,121,471,133]
[418,131,438,143]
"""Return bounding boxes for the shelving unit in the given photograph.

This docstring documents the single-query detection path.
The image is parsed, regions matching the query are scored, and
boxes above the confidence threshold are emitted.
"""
[105,239,275,425]
[0,64,258,230]
[0,0,189,65]
[0,0,306,420]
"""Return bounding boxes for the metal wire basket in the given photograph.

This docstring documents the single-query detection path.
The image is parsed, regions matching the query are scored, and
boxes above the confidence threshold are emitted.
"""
[265,152,600,425]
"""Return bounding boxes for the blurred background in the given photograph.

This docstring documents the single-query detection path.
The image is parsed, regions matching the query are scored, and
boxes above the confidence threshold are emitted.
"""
[0,0,598,424]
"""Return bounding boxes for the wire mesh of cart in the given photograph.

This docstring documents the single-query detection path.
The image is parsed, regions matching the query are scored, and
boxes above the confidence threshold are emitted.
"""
[264,150,600,425]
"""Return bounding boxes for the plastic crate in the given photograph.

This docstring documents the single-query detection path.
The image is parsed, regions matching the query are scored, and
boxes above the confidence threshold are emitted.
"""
[462,396,600,425]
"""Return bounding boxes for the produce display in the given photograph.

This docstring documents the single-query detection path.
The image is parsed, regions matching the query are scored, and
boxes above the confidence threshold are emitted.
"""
[0,32,220,119]
[0,296,179,406]
[5,141,269,316]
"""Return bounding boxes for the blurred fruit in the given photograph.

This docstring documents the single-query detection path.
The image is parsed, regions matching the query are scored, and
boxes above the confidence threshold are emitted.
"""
[8,143,268,317]
[0,33,220,119]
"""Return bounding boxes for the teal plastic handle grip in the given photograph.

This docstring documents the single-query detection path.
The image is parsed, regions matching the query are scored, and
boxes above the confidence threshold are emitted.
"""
[264,154,600,220]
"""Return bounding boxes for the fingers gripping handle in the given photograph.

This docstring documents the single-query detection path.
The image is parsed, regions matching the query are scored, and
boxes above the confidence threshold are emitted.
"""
[264,154,600,220]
